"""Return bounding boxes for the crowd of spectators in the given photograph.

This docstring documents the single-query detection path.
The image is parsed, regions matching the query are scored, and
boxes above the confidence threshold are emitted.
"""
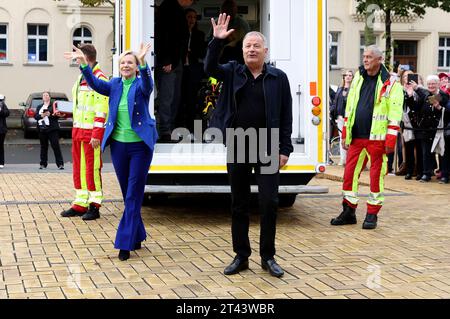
[330,66,450,184]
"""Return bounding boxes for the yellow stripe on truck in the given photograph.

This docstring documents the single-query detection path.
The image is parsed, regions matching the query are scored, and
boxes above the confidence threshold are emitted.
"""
[317,0,324,163]
[125,0,131,50]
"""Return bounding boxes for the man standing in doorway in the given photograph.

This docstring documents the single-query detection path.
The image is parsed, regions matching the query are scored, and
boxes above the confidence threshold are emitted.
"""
[205,14,293,278]
[155,0,193,141]
[330,45,403,229]
[61,44,109,220]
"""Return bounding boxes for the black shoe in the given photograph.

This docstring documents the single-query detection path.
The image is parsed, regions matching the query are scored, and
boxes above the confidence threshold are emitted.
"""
[134,242,142,250]
[439,177,449,184]
[420,175,431,183]
[331,202,357,225]
[261,259,284,278]
[58,165,64,170]
[118,250,130,261]
[405,174,412,180]
[39,165,47,170]
[362,213,378,229]
[224,257,249,275]
[82,204,100,221]
[61,207,84,217]
[415,174,423,181]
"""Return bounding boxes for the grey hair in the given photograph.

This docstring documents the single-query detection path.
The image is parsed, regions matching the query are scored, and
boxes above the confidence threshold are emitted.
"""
[364,45,383,58]
[426,74,440,84]
[243,31,267,47]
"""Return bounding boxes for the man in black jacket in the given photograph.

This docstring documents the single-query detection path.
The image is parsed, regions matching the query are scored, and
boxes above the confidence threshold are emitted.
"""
[155,0,193,141]
[205,14,293,278]
[0,94,9,168]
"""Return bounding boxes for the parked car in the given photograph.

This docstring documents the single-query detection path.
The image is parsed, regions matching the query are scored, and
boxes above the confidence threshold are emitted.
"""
[20,92,73,138]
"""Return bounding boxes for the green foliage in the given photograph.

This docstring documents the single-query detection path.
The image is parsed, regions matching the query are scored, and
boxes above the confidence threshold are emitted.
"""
[54,0,114,7]
[356,0,450,17]
[356,0,450,70]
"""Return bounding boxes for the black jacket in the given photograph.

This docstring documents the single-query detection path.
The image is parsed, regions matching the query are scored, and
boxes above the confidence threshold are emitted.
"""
[34,103,60,132]
[403,90,424,126]
[0,101,9,134]
[155,0,189,68]
[204,38,294,157]
[332,87,349,119]
[187,28,206,66]
[416,88,449,138]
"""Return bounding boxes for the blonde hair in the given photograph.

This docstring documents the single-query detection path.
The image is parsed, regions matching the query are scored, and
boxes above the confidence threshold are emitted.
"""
[119,50,139,66]
[340,70,354,87]
[399,70,413,86]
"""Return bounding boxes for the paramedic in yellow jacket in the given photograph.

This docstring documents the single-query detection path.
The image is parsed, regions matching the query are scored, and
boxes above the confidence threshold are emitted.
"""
[330,45,404,230]
[61,44,109,221]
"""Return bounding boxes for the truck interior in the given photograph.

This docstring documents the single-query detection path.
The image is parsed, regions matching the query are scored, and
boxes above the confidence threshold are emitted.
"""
[153,0,263,143]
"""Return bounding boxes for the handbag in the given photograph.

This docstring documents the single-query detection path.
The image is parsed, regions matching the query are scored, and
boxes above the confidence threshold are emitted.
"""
[431,108,445,156]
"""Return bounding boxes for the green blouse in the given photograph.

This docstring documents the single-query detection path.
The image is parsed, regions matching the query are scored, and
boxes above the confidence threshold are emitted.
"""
[111,77,143,143]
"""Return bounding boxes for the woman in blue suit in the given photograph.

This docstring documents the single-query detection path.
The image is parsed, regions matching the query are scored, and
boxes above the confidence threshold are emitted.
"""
[66,43,158,261]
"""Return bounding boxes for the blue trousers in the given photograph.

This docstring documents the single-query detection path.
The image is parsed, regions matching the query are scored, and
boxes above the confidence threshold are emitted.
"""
[110,140,153,251]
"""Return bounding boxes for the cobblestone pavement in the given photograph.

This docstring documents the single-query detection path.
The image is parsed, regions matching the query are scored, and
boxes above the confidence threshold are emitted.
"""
[1,165,450,299]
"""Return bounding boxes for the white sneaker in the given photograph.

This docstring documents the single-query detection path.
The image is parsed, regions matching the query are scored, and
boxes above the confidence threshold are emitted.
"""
[0,165,4,169]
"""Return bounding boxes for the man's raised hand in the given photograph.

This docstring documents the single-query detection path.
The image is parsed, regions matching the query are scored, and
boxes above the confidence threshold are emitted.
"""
[211,13,235,40]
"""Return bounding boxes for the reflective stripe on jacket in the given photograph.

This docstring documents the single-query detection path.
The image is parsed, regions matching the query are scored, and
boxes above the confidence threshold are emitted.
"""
[343,64,404,149]
[72,64,109,142]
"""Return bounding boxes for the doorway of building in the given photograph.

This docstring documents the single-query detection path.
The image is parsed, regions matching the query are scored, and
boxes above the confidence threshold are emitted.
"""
[394,40,418,72]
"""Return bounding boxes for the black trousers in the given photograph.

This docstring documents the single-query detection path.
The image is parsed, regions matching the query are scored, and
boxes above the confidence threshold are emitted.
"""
[0,132,5,165]
[227,163,279,261]
[39,130,64,167]
[405,139,423,176]
[421,137,435,178]
[439,137,450,179]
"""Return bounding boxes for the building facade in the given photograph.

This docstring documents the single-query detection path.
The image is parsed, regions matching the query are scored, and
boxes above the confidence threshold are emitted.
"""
[0,0,114,109]
[329,0,450,86]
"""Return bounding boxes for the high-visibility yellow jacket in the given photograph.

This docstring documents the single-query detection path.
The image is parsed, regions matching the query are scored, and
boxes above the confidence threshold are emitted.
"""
[72,63,109,142]
[342,64,404,148]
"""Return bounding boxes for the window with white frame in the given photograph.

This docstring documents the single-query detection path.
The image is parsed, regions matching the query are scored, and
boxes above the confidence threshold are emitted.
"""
[27,24,48,62]
[0,24,7,61]
[438,37,450,70]
[73,26,92,47]
[329,32,339,67]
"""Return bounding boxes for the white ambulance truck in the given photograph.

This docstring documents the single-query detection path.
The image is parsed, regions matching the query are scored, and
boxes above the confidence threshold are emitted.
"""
[114,0,329,206]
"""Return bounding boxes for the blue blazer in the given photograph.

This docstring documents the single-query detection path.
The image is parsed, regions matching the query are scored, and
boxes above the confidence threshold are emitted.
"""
[80,64,158,152]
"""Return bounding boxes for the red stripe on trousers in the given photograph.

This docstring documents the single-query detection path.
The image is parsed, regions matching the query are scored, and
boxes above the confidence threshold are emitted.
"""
[72,140,102,191]
[72,140,82,189]
[342,139,386,213]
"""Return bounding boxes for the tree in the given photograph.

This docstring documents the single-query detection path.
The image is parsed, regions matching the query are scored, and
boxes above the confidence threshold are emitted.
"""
[356,0,450,70]
[54,0,114,6]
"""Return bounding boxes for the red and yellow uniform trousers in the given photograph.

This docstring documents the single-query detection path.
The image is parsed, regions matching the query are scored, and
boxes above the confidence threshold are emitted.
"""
[341,65,404,215]
[342,138,389,215]
[71,64,109,213]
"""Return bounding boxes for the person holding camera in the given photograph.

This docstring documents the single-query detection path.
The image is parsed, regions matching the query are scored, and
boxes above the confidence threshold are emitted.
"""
[34,91,65,170]
[0,94,9,169]
[414,75,449,182]
[400,70,424,180]
[332,70,354,166]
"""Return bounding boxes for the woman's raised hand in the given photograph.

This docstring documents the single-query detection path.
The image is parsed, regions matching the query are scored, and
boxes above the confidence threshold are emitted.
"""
[211,13,235,40]
[64,45,87,65]
[137,43,151,66]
